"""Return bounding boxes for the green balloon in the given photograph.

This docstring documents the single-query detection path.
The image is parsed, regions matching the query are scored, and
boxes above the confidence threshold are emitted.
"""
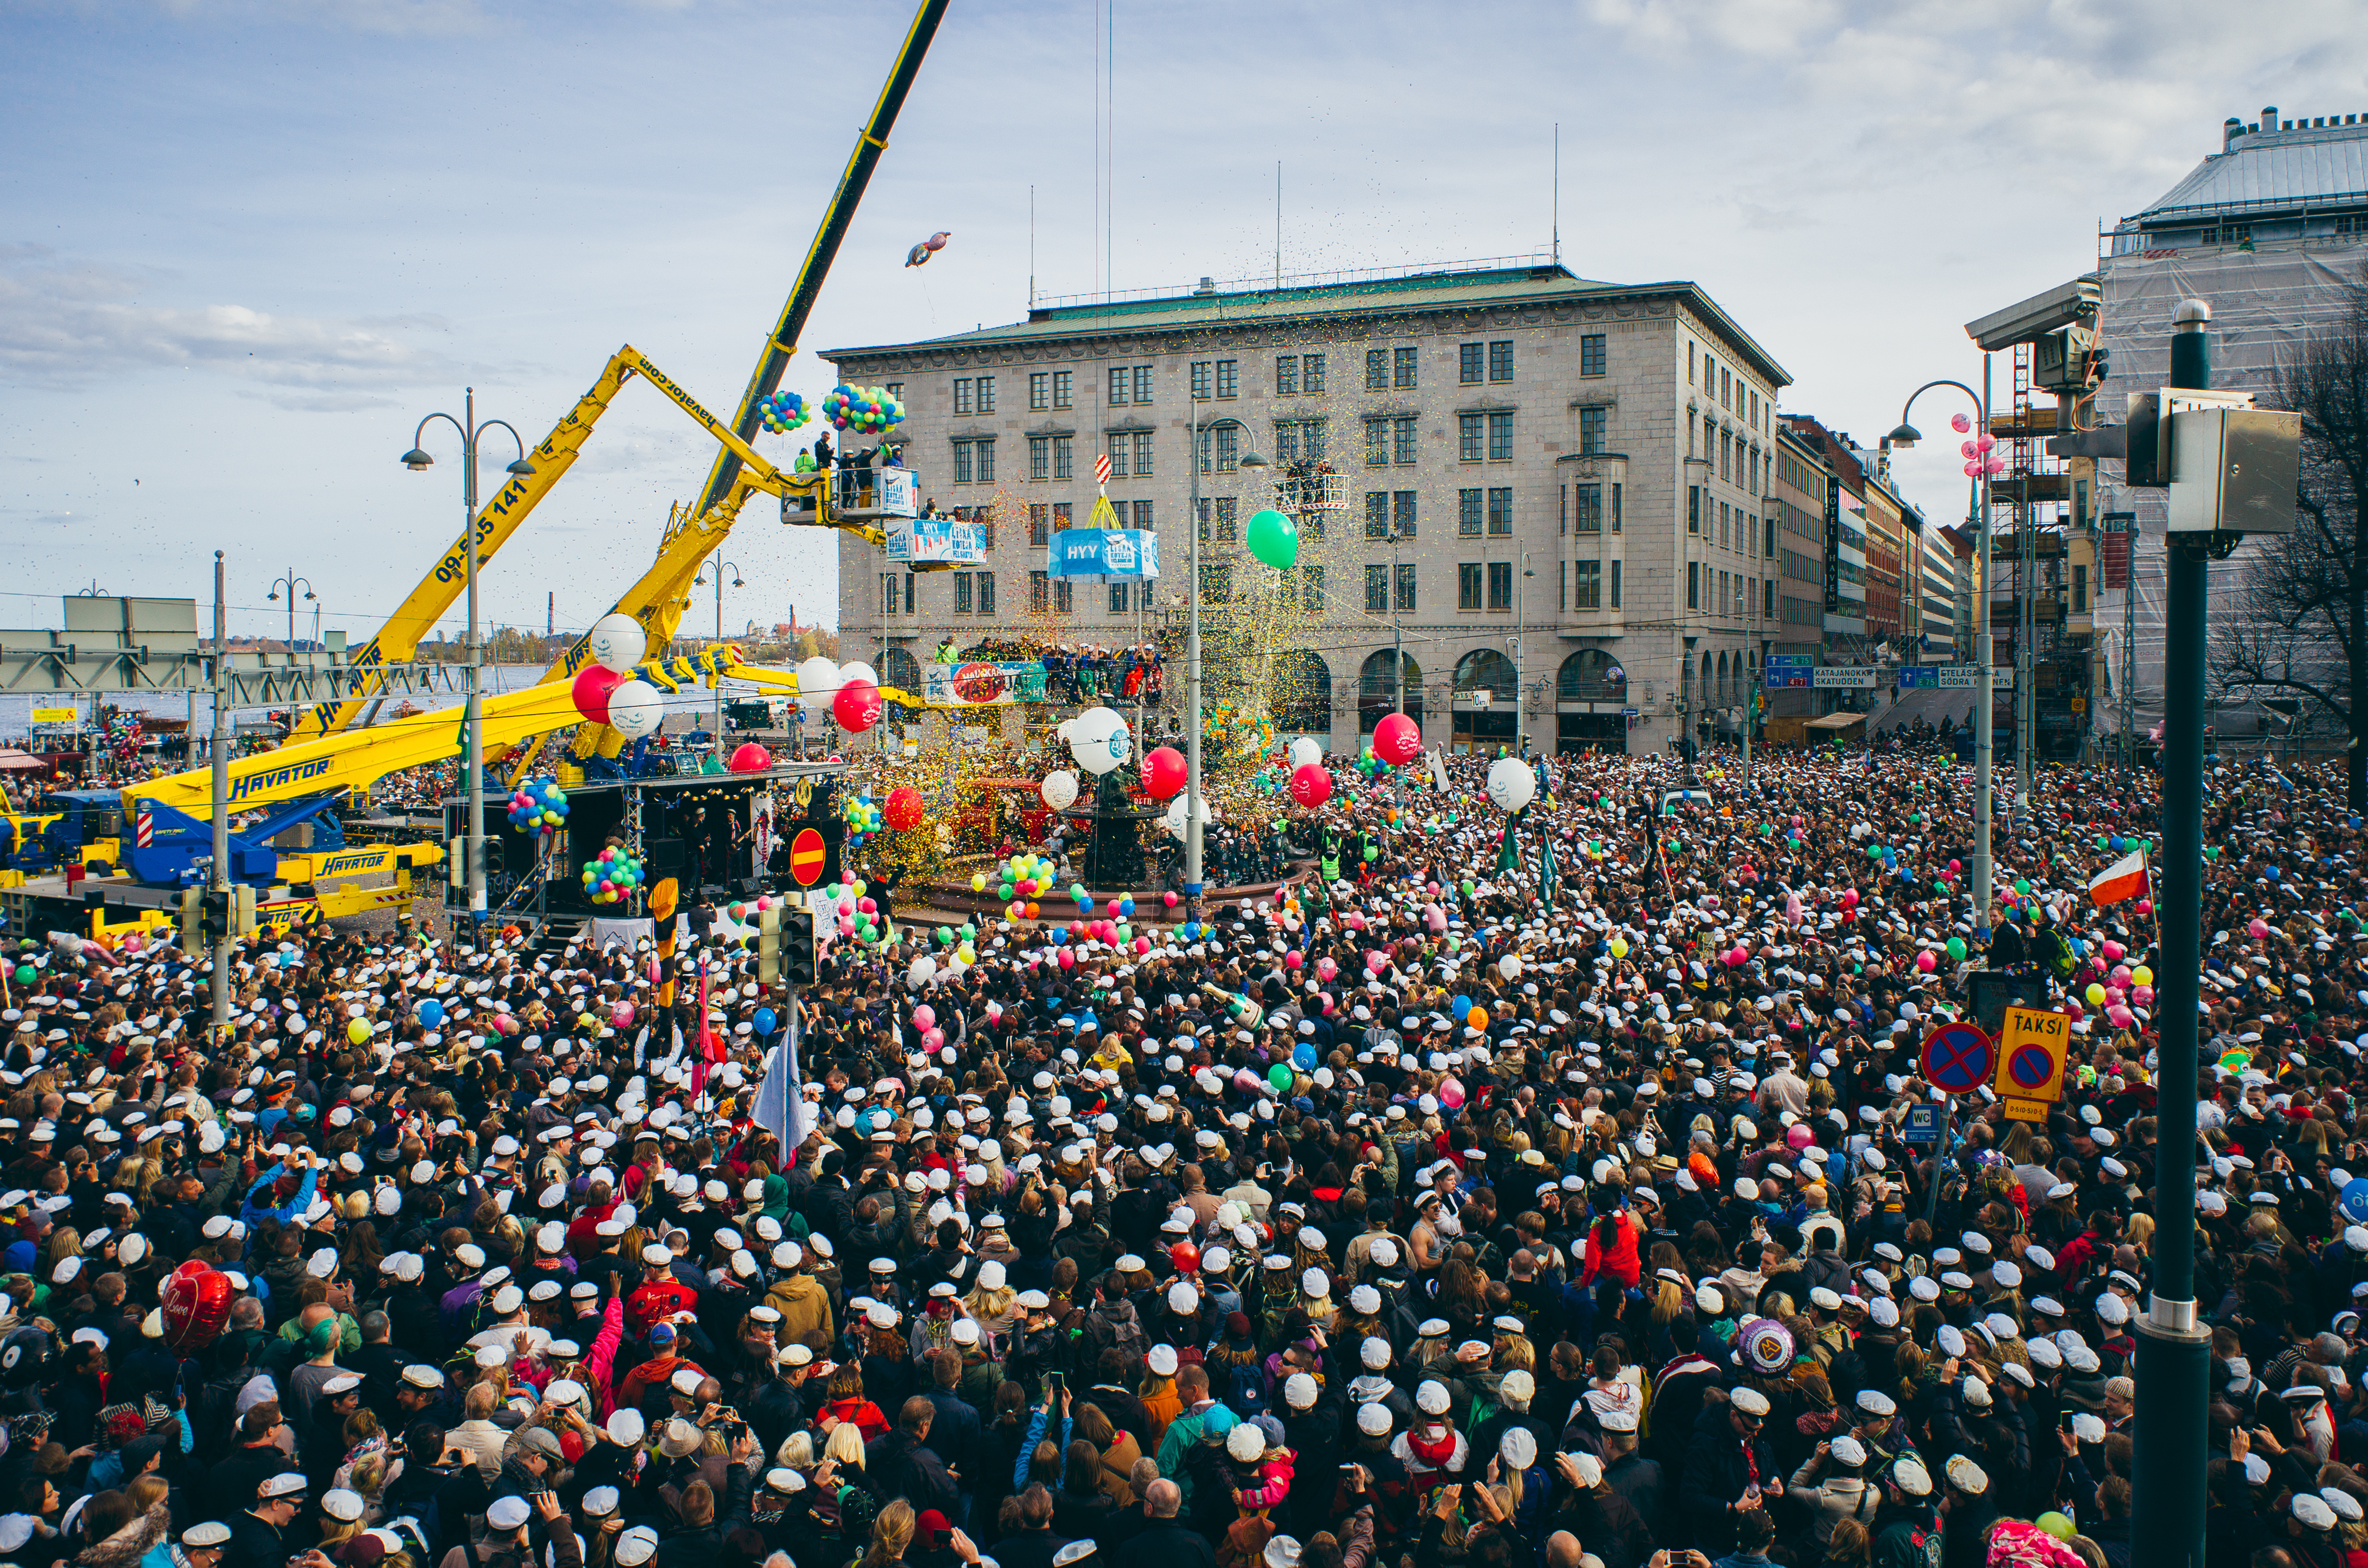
[9,965,29,986]
[1946,936,1967,961]
[2014,878,2032,894]
[1245,509,1299,570]
[2094,834,2109,850]
[1460,879,1475,895]
[1268,1063,1293,1091]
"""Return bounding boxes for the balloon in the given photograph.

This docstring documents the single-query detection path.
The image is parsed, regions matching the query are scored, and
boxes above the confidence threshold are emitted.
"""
[607,679,663,740]
[833,680,883,731]
[612,1002,636,1028]
[1268,1063,1294,1092]
[1946,936,1967,962]
[751,1006,777,1036]
[1916,951,1937,972]
[2086,983,2107,1007]
[909,956,938,985]
[797,656,842,704]
[1163,891,1180,908]
[2035,1515,2076,1543]
[1486,757,1536,813]
[1288,737,1323,770]
[571,664,625,725]
[416,999,444,1028]
[587,612,647,674]
[2131,964,2154,987]
[1071,706,1132,776]
[1245,508,1299,569]
[1373,712,1421,767]
[1039,770,1080,812]
[884,787,924,831]
[1289,764,1333,808]
[1609,937,1628,959]
[2341,1178,2368,1225]
[727,742,772,773]
[1498,954,1521,981]
[347,1018,371,1045]
[1467,1006,1488,1029]
[1141,747,1187,800]
[160,1261,234,1351]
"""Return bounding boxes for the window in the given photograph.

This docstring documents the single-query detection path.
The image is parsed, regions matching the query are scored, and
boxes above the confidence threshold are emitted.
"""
[1302,354,1326,393]
[1718,570,1729,615]
[1028,504,1048,545]
[1302,566,1325,612]
[952,440,974,484]
[1459,489,1484,537]
[1191,361,1212,400]
[954,379,975,415]
[1106,433,1129,478]
[1276,356,1299,397]
[1109,368,1129,406]
[1579,406,1607,454]
[1720,432,1731,484]
[1397,563,1417,611]
[1574,483,1603,533]
[1054,435,1073,479]
[1273,420,1326,461]
[1460,343,1485,384]
[1704,353,1717,394]
[1029,570,1048,611]
[1365,491,1389,538]
[1612,483,1623,533]
[978,572,995,614]
[1132,431,1154,477]
[1487,488,1512,535]
[1580,334,1606,377]
[1489,341,1514,382]
[1575,560,1602,609]
[1109,583,1130,614]
[1215,360,1236,399]
[1459,414,1483,462]
[1458,562,1484,609]
[1365,565,1389,612]
[1200,564,1232,603]
[1133,366,1153,403]
[1365,417,1390,467]
[1132,500,1153,529]
[1488,411,1513,462]
[1557,561,1564,610]
[1764,516,1776,558]
[1705,416,1717,459]
[879,572,897,615]
[1029,436,1050,481]
[1764,578,1776,618]
[1216,497,1236,540]
[1610,559,1622,608]
[1394,346,1419,388]
[1366,349,1387,391]
[884,382,902,402]
[1719,503,1729,548]
[1393,416,1418,465]
[1687,562,1701,609]
[1688,485,1702,534]
[1029,373,1049,411]
[1198,424,1239,473]
[953,572,972,613]
[1052,370,1072,409]
[1394,491,1417,538]
[1488,561,1513,610]
[2074,562,2088,613]
[1055,579,1072,612]
[975,439,995,483]
[1721,367,1732,410]
[1053,501,1073,533]
[975,377,995,413]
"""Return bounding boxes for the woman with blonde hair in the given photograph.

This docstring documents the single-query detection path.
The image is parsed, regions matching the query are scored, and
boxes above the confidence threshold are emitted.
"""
[962,1261,1019,1349]
[858,1498,916,1568]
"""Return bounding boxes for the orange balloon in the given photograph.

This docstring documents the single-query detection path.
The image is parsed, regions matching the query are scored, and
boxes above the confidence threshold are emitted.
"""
[1468,1006,1488,1029]
[1024,901,1040,919]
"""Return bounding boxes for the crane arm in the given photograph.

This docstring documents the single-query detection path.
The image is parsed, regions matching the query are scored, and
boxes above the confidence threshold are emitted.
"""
[692,0,952,519]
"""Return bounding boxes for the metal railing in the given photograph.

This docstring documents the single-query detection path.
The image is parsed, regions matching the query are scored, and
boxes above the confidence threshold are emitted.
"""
[1030,252,1563,313]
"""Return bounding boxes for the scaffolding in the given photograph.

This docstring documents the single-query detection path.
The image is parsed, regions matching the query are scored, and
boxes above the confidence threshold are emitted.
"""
[1997,343,2093,766]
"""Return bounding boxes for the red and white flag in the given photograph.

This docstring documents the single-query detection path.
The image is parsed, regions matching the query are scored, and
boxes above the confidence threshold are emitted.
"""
[2087,851,2148,907]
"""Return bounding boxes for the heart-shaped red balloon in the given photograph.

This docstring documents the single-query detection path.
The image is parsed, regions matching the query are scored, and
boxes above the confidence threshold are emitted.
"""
[161,1260,231,1351]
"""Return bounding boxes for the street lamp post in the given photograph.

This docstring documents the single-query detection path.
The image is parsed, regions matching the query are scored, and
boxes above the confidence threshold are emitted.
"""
[1889,366,1995,941]
[696,553,746,757]
[1185,399,1262,917]
[1512,546,1534,756]
[265,571,316,653]
[403,389,536,930]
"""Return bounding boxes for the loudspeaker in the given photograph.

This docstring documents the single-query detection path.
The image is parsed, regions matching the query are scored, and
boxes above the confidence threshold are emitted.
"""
[645,837,687,879]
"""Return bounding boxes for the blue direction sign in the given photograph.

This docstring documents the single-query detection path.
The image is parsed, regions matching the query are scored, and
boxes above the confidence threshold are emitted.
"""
[1902,1104,1940,1145]
[1918,1020,1995,1095]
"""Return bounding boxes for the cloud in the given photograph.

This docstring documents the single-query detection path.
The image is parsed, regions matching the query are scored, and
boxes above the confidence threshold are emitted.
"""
[0,244,461,410]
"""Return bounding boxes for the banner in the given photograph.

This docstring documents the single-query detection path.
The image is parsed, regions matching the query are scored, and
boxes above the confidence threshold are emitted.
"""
[921,661,1049,706]
[1049,528,1161,578]
[883,509,985,566]
[29,707,80,726]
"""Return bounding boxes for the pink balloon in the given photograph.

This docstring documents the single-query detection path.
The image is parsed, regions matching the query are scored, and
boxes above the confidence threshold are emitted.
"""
[912,1005,937,1030]
[1316,957,1338,981]
[1057,949,1075,968]
[1134,937,1150,954]
[611,1002,636,1028]
[2131,984,2155,1006]
[1424,903,1447,933]
[2109,965,2131,986]
[2107,1004,2134,1027]
[1344,912,1367,931]
[1365,950,1387,972]
[1426,882,1441,896]
[2101,940,2124,962]
[1948,859,1962,875]
[1163,891,1180,908]
[2249,918,2270,938]
[1841,889,1859,908]
[1916,951,1938,972]
[922,1027,945,1050]
[1285,950,1304,969]
[2135,899,2153,915]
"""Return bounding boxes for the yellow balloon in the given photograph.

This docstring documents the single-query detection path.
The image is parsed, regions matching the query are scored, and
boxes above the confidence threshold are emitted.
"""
[971,874,988,892]
[957,945,976,964]
[347,1018,371,1045]
[2085,983,2107,1007]
[1610,937,1629,959]
[2131,965,2154,987]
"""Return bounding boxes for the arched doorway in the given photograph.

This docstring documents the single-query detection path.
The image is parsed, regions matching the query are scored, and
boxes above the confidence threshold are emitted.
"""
[1555,649,1629,755]
[1358,650,1421,731]
[1451,648,1518,752]
[1274,651,1332,737]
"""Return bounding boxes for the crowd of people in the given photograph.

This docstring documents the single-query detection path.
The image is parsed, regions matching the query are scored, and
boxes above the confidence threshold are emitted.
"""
[0,737,2352,1568]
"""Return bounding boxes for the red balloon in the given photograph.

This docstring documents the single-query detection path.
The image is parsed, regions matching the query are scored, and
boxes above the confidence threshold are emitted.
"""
[727,743,772,773]
[1141,745,1188,800]
[572,665,625,726]
[883,786,924,831]
[1289,763,1333,808]
[833,679,882,732]
[1373,711,1422,766]
[160,1260,232,1351]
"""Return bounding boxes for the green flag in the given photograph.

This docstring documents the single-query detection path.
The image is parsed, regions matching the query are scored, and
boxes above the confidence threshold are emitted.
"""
[1539,825,1561,904]
[1495,807,1524,877]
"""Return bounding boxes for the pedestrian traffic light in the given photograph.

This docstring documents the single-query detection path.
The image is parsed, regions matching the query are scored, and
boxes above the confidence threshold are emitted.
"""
[231,883,258,936]
[757,905,781,984]
[177,886,204,958]
[783,910,818,987]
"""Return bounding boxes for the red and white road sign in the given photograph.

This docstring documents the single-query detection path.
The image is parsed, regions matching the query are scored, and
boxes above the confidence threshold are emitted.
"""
[1094,453,1113,486]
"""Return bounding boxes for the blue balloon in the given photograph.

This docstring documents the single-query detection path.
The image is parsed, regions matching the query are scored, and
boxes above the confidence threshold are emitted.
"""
[2268,866,2281,881]
[417,999,445,1028]
[1292,1042,1318,1071]
[2343,1178,2368,1225]
[1452,995,1471,1016]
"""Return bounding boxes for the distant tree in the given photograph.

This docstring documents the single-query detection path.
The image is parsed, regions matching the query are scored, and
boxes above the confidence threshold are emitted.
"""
[2208,267,2368,806]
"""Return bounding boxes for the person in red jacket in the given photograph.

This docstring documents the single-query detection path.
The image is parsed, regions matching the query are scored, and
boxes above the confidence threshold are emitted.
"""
[1579,1203,1643,1291]
[627,1244,698,1336]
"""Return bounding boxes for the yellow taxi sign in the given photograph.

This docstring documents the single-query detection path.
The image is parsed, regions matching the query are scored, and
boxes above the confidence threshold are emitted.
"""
[29,707,78,726]
[1994,1006,2070,1121]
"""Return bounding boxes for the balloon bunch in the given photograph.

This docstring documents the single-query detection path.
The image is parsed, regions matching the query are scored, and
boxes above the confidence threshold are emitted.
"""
[984,852,1057,918]
[506,778,569,835]
[1351,748,1393,778]
[843,792,885,850]
[1203,704,1275,759]
[581,845,643,905]
[822,879,883,945]
[757,390,810,433]
[822,384,905,434]
[725,893,780,924]
[929,920,979,969]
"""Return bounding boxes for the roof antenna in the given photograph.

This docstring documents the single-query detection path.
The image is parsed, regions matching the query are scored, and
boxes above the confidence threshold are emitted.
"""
[1552,123,1560,266]
[1275,161,1282,290]
[1029,184,1036,308]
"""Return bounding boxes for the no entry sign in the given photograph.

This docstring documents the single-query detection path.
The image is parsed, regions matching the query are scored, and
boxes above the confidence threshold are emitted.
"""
[788,827,827,886]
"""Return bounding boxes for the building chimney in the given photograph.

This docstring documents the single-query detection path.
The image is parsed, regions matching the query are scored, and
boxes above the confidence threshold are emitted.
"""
[2225,117,2244,150]
[2263,105,2279,132]
[1194,276,1216,297]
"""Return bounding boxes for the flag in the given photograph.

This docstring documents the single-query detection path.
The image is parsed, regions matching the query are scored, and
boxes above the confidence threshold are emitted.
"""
[2087,851,2148,907]
[1496,811,1522,876]
[754,1007,805,1147]
[1539,827,1561,904]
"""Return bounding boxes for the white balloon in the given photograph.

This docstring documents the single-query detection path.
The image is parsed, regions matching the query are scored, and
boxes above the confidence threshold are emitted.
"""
[1071,706,1132,776]
[1498,954,1522,981]
[1487,757,1537,813]
[608,679,664,740]
[1041,771,1080,811]
[839,661,879,691]
[908,956,939,986]
[1160,794,1214,840]
[796,656,841,702]
[587,613,647,675]
[1288,737,1323,770]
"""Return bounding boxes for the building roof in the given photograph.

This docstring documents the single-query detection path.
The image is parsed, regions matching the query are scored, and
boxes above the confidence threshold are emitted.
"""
[2127,111,2368,226]
[823,259,1792,389]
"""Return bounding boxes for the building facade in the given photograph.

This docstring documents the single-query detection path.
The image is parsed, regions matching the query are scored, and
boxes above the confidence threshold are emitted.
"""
[822,260,1791,757]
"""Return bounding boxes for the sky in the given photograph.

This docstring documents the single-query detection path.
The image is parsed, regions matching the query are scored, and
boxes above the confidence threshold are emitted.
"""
[2,0,2363,646]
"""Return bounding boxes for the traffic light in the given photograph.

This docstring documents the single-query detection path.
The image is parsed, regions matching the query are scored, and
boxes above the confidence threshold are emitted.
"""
[757,905,781,984]
[783,910,818,987]
[177,887,203,958]
[230,883,258,937]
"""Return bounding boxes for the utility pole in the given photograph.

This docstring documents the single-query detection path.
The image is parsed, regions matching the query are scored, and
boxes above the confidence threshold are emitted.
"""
[209,551,230,1042]
[2130,298,2214,1568]
[1512,545,1528,756]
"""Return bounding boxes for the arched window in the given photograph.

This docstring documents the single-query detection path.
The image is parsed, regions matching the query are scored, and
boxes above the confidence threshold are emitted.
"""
[1716,651,1729,704]
[1452,648,1517,696]
[1274,651,1332,734]
[1359,650,1422,729]
[877,647,922,692]
[1557,650,1627,702]
[1700,653,1714,704]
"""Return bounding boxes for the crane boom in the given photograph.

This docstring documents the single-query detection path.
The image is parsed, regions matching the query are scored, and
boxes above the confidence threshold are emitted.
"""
[692,0,952,519]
